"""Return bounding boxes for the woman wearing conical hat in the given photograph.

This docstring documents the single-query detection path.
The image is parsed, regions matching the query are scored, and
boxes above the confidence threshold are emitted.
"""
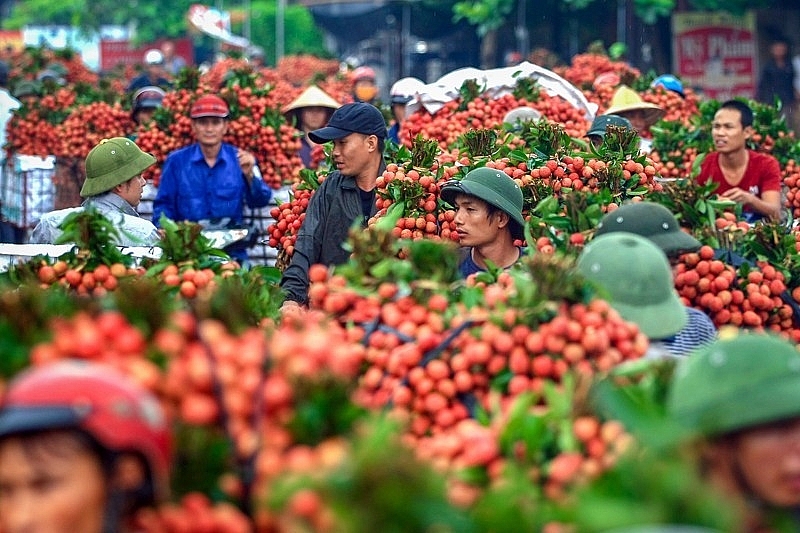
[602,85,665,152]
[283,86,341,168]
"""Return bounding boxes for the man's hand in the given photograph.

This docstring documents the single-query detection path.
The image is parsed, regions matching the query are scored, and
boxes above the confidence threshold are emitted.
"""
[280,299,305,315]
[722,187,781,220]
[721,187,754,206]
[237,150,257,183]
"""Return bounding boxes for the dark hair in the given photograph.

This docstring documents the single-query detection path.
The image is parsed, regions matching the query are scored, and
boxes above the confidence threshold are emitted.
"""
[719,100,753,128]
[484,202,524,241]
[0,61,8,87]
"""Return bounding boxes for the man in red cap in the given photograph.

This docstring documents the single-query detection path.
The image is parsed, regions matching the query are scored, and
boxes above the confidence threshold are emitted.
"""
[152,93,273,262]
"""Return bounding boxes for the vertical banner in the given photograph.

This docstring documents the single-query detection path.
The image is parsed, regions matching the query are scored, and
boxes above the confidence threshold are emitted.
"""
[672,11,757,100]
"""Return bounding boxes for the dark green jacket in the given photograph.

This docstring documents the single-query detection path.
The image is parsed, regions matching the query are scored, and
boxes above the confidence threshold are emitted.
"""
[280,164,384,304]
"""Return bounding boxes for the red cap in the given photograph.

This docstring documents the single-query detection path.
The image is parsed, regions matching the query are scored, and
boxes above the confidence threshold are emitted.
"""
[190,94,230,119]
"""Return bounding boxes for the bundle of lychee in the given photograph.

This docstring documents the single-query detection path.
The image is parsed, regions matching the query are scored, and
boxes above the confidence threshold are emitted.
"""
[301,237,646,507]
[135,76,303,189]
[674,245,794,334]
[55,101,135,159]
[5,88,75,157]
[553,51,640,93]
[400,80,591,150]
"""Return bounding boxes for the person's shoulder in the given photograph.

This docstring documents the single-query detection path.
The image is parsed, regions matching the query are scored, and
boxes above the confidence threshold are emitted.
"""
[40,206,82,222]
[685,306,714,325]
[219,142,239,157]
[749,150,780,166]
[318,170,351,190]
[0,89,20,109]
[166,143,197,159]
[701,151,720,165]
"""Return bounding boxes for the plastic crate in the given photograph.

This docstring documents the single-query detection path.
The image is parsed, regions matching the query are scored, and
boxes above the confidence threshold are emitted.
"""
[0,155,57,228]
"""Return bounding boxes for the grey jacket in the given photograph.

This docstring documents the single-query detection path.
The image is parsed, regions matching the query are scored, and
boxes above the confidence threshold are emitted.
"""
[29,192,159,247]
[280,166,383,304]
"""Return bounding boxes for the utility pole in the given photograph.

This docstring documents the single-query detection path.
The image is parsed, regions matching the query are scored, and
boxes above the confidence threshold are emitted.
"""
[276,0,286,63]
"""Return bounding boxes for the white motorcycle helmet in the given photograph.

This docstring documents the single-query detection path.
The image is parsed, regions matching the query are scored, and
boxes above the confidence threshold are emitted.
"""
[389,76,425,105]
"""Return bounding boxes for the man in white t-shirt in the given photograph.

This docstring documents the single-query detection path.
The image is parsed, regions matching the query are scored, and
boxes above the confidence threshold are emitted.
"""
[0,61,21,154]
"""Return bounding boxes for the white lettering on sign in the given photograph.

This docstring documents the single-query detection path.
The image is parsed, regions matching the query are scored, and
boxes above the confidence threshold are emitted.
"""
[708,35,755,58]
[680,37,704,58]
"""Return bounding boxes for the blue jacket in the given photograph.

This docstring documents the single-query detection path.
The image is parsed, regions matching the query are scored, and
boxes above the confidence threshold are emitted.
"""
[153,142,272,227]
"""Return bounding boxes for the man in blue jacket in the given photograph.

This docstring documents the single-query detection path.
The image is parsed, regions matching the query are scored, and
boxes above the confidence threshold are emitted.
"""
[153,93,272,262]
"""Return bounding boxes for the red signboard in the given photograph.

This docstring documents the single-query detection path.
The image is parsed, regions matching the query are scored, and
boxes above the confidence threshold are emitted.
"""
[673,11,757,100]
[0,30,24,52]
[100,38,193,71]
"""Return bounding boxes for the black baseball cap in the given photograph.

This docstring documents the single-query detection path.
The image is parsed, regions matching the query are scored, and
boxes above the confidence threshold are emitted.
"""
[308,102,387,143]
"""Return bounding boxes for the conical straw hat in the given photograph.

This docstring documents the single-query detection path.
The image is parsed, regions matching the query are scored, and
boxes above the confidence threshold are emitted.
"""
[283,86,341,114]
[603,85,665,126]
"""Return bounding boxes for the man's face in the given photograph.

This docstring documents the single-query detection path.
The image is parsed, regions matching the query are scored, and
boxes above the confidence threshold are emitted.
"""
[192,117,228,148]
[331,133,376,177]
[711,108,750,154]
[617,109,648,133]
[146,63,164,79]
[392,103,407,124]
[354,79,378,103]
[729,418,800,507]
[116,174,146,207]
[452,193,506,247]
[0,434,108,533]
[135,107,156,126]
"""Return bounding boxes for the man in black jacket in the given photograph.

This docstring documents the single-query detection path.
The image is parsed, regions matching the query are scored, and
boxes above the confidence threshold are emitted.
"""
[280,102,387,308]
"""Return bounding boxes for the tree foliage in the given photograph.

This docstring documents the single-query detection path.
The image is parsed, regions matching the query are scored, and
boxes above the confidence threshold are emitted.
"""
[4,0,327,59]
[4,0,196,42]
[451,0,515,36]
[688,0,774,15]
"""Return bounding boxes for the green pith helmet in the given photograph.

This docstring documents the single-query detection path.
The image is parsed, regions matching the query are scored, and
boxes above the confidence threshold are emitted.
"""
[668,332,800,438]
[13,79,41,98]
[80,138,156,198]
[595,202,701,257]
[577,232,687,339]
[440,167,526,240]
[587,114,633,138]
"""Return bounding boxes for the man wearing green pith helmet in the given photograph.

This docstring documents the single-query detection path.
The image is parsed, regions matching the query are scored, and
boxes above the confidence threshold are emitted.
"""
[30,137,160,246]
[440,167,526,277]
[668,332,800,532]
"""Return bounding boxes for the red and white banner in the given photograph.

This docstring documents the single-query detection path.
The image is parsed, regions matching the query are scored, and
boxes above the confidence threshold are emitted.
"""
[672,11,757,100]
[99,38,193,71]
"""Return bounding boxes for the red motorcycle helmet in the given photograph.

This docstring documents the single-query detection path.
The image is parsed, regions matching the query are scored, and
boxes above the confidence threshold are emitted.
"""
[351,65,376,82]
[0,360,172,499]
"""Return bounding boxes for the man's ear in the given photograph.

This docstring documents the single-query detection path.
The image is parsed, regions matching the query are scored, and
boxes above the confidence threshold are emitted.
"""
[495,210,510,230]
[111,453,148,491]
[366,134,377,152]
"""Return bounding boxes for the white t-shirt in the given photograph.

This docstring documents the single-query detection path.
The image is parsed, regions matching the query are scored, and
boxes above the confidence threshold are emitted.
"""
[793,55,800,95]
[0,89,22,155]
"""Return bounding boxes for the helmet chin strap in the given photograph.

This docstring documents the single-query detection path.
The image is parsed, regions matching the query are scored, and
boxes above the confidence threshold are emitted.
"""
[103,484,156,533]
[102,454,157,533]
